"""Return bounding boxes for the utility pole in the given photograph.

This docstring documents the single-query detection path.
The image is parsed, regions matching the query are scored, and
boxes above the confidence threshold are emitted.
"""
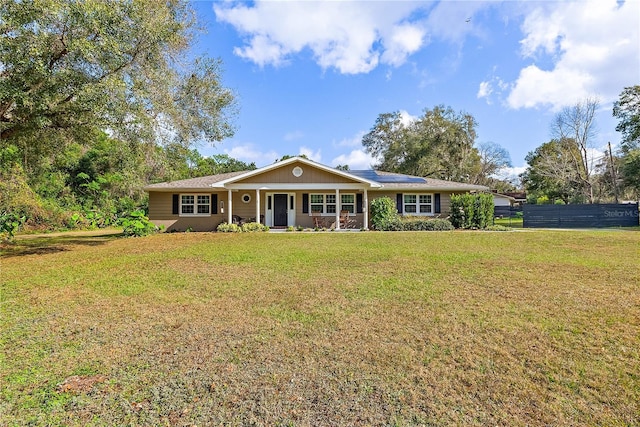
[607,141,619,204]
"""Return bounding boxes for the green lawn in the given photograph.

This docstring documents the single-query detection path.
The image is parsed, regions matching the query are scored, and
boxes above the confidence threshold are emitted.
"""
[1,230,639,426]
[493,217,523,228]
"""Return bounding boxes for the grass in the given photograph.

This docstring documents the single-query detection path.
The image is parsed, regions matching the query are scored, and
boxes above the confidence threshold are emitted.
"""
[1,230,639,426]
[493,217,523,228]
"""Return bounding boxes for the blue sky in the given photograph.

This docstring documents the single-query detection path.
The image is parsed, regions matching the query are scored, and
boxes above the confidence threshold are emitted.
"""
[191,0,639,180]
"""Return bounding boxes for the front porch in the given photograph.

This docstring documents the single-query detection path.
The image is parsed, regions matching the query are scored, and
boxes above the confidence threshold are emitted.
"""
[222,188,369,230]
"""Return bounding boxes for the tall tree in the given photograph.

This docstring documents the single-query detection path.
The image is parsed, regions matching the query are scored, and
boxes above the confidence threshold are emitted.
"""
[621,150,640,196]
[550,97,599,203]
[0,0,236,154]
[473,141,512,186]
[362,106,481,182]
[521,139,586,204]
[612,86,640,198]
[613,85,640,153]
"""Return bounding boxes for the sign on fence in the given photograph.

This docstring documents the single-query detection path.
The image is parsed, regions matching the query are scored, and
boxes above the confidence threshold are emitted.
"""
[523,203,639,228]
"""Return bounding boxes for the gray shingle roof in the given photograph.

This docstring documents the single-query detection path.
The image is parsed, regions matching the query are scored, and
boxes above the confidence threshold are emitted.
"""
[143,163,488,192]
[144,171,248,190]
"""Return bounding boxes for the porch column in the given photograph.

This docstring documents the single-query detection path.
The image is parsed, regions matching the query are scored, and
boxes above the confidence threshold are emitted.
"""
[363,189,369,230]
[335,188,340,230]
[255,189,261,224]
[227,189,233,224]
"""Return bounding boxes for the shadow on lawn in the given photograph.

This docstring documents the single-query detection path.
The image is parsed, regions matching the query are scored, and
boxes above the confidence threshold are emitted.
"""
[1,230,123,258]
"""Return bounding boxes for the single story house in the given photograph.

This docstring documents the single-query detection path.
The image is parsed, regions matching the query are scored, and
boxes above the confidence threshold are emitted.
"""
[493,193,517,207]
[144,156,489,231]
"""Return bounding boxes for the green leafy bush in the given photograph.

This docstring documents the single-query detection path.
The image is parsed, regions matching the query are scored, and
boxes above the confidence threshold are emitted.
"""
[370,214,453,231]
[450,193,494,229]
[370,197,400,230]
[217,222,242,233]
[399,217,454,231]
[119,210,160,237]
[0,212,26,240]
[241,222,269,232]
[485,225,513,231]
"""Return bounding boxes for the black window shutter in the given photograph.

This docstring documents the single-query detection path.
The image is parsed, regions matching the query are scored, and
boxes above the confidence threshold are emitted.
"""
[356,193,363,213]
[172,194,179,215]
[211,194,218,214]
[302,193,309,213]
[434,193,441,213]
[396,193,403,214]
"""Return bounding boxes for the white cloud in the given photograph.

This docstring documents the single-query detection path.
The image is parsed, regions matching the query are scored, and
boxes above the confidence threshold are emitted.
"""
[477,81,493,100]
[507,0,639,110]
[331,149,377,170]
[214,1,430,74]
[299,146,322,163]
[494,165,527,181]
[284,130,304,141]
[333,131,365,148]
[398,110,417,127]
[224,144,279,167]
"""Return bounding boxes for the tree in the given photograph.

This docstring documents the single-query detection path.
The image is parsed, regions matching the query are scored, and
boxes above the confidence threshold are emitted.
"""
[521,139,586,204]
[193,154,256,177]
[613,85,640,153]
[0,0,236,153]
[620,149,640,197]
[473,141,512,186]
[550,97,599,203]
[362,106,482,182]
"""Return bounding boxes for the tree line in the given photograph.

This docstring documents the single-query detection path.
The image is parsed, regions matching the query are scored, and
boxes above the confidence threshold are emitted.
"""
[360,87,640,205]
[521,87,640,204]
[2,1,637,235]
[0,0,248,231]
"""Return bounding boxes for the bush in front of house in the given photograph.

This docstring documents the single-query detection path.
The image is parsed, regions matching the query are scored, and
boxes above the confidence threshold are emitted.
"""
[398,217,454,231]
[119,210,161,237]
[370,197,400,230]
[216,222,242,233]
[450,193,494,229]
[241,222,269,232]
[382,217,453,231]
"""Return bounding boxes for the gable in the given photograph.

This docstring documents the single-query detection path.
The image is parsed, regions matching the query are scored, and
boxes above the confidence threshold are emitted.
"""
[232,160,363,185]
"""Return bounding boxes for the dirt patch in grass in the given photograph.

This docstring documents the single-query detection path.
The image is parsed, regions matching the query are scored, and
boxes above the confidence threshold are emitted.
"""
[1,230,639,425]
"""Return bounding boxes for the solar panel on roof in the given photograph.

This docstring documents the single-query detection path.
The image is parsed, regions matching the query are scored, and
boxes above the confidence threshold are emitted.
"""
[349,170,427,183]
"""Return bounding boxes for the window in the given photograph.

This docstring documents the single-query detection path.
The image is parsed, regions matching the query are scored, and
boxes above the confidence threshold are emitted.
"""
[341,194,355,213]
[309,193,354,215]
[403,194,432,215]
[310,194,324,213]
[181,194,210,216]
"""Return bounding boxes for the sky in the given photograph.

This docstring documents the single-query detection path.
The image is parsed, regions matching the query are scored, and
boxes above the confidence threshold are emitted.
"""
[191,0,640,181]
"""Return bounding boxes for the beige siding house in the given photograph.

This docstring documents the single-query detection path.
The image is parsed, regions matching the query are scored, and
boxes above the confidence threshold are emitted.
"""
[144,156,488,231]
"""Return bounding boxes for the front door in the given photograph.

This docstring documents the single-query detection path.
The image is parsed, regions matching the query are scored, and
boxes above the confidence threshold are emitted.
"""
[273,194,288,227]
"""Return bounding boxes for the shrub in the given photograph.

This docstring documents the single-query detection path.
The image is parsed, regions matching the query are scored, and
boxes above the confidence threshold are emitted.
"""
[403,217,454,231]
[119,210,160,237]
[371,215,453,231]
[370,197,400,230]
[450,193,494,229]
[217,222,242,233]
[241,222,269,232]
[0,212,26,240]
[485,225,513,231]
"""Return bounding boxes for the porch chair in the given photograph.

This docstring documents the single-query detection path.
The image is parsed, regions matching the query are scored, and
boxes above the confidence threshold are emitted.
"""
[311,212,326,229]
[339,210,355,229]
